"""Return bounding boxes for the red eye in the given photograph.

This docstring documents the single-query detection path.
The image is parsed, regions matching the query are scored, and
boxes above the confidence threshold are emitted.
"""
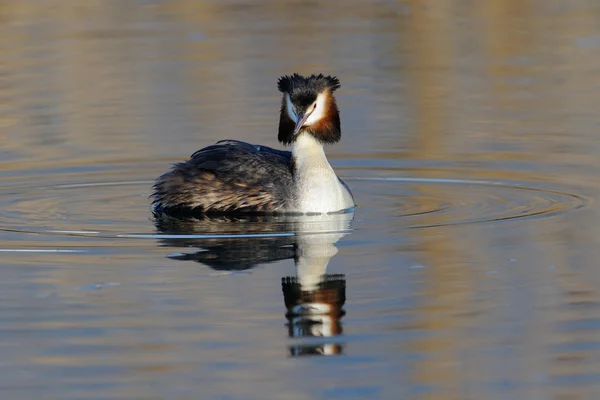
[313,104,317,109]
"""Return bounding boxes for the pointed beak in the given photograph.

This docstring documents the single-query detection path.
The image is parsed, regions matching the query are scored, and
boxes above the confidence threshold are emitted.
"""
[293,112,312,135]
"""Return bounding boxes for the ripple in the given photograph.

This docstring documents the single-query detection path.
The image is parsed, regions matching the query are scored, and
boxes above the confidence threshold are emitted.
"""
[0,174,588,242]
[352,177,587,228]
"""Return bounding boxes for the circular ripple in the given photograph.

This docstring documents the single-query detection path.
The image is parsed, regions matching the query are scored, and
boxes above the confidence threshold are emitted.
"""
[352,177,587,229]
[0,176,588,240]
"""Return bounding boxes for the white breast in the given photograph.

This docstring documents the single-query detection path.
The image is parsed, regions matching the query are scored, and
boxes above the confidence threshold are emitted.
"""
[289,134,354,214]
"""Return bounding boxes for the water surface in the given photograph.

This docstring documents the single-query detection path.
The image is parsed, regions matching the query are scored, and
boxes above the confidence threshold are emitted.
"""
[2,1,600,399]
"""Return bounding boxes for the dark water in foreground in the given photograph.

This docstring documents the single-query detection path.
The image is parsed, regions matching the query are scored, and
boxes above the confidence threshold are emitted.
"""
[3,1,600,399]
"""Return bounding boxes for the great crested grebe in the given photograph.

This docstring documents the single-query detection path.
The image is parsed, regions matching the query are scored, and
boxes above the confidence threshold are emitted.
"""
[152,73,354,214]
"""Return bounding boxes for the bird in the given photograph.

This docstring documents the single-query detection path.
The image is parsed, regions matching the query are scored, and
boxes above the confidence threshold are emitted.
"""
[152,73,354,215]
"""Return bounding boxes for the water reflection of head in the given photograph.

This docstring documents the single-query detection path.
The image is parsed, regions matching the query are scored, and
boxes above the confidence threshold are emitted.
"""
[280,213,351,357]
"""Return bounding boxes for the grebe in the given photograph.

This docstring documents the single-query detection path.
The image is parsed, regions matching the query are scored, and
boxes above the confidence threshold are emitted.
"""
[152,73,354,214]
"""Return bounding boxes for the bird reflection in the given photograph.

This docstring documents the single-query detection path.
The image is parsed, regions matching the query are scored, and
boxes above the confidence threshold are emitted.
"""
[154,211,352,356]
[282,274,346,356]
[155,213,296,270]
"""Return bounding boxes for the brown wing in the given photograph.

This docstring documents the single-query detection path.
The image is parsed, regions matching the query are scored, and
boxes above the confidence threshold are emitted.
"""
[152,140,293,214]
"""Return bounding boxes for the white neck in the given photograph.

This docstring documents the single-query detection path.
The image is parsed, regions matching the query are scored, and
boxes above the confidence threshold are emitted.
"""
[290,133,354,213]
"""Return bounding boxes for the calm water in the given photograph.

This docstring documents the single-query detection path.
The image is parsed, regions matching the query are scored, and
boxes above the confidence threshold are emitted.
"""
[2,1,600,399]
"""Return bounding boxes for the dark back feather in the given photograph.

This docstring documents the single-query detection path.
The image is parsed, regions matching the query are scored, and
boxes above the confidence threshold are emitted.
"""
[152,140,293,214]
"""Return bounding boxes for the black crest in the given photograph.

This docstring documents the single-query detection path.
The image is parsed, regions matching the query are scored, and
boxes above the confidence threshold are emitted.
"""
[277,73,341,95]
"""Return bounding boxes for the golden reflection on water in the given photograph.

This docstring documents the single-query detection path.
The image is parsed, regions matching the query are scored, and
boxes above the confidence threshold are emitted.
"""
[2,0,600,399]
[396,1,600,399]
